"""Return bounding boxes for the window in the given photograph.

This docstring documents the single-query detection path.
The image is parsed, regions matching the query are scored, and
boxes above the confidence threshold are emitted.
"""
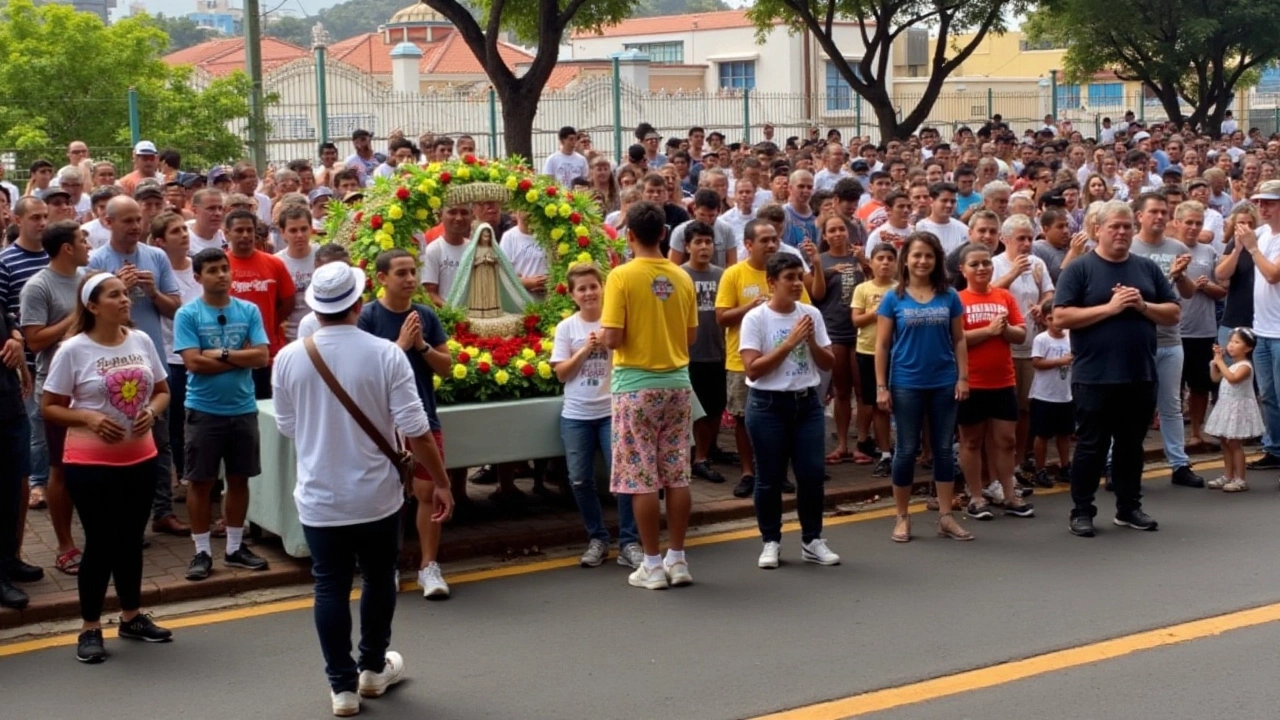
[825,61,863,111]
[1259,66,1280,95]
[267,115,314,140]
[718,61,755,90]
[1087,82,1123,108]
[1019,38,1064,52]
[622,41,683,64]
[1056,83,1081,110]
[327,115,376,139]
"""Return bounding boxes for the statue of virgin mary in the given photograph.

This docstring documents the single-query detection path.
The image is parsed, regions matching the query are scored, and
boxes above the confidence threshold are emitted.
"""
[445,222,534,337]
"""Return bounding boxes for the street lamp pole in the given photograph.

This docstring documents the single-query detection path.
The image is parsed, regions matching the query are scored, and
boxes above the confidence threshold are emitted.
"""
[244,0,268,173]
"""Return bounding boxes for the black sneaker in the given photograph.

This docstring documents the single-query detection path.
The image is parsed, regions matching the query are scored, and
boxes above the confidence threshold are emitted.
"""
[185,551,213,581]
[0,579,29,609]
[709,447,740,466]
[1014,484,1034,499]
[1171,466,1205,488]
[76,628,107,663]
[732,475,755,498]
[468,465,498,486]
[1058,463,1072,483]
[225,546,269,571]
[118,613,173,643]
[1114,508,1159,531]
[1246,453,1280,470]
[691,460,726,483]
[1033,469,1056,488]
[4,559,44,583]
[1004,502,1035,518]
[966,502,995,521]
[1069,516,1096,537]
[781,477,796,494]
[872,457,891,477]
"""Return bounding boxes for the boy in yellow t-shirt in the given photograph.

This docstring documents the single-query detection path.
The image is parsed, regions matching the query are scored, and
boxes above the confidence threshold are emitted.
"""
[715,220,810,498]
[601,201,698,591]
[850,241,898,477]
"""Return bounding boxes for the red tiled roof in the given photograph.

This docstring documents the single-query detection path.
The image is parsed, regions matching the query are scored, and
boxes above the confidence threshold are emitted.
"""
[572,9,871,39]
[163,37,310,78]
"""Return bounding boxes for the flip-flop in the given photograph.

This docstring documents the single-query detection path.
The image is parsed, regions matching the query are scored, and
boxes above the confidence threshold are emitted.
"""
[825,450,851,465]
[56,548,82,575]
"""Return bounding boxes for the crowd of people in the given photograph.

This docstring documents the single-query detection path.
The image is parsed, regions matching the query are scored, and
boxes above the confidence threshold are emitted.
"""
[1,111,1280,715]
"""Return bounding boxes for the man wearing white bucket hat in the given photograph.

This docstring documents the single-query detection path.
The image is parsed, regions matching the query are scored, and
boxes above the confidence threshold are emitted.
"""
[272,261,454,717]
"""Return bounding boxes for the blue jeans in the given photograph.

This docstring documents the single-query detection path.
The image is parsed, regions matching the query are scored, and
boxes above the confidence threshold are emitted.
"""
[1154,345,1189,469]
[1254,336,1280,457]
[303,512,401,694]
[24,391,48,487]
[559,416,637,547]
[745,388,826,543]
[890,386,958,488]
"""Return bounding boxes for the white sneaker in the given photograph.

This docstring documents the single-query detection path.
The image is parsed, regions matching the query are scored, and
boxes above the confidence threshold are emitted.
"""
[331,690,360,717]
[628,564,669,590]
[758,541,781,569]
[664,559,693,586]
[419,562,450,599]
[801,538,841,565]
[358,650,405,698]
[984,479,1006,505]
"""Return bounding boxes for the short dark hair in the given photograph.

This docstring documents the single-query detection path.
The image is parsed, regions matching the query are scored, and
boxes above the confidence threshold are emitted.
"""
[685,220,715,242]
[315,242,349,265]
[765,251,804,279]
[193,247,228,274]
[1041,207,1069,228]
[388,137,416,155]
[954,166,976,180]
[319,142,338,154]
[884,190,910,208]
[832,177,863,202]
[558,126,577,141]
[287,159,313,173]
[692,188,719,211]
[332,169,360,186]
[40,220,80,257]
[1131,191,1167,215]
[159,149,181,169]
[743,218,773,243]
[869,170,891,184]
[277,205,312,230]
[375,248,413,274]
[929,182,959,199]
[625,201,666,247]
[224,208,257,229]
[29,159,53,173]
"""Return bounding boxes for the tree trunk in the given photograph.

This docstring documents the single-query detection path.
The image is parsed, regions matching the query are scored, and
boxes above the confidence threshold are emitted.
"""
[867,87,905,142]
[497,82,538,161]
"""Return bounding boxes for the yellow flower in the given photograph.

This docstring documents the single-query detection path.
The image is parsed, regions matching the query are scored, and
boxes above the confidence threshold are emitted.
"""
[494,369,510,385]
[544,204,558,219]
[452,364,468,379]
[417,182,431,194]
[479,352,492,363]
[428,196,442,210]
[557,242,570,257]
[489,169,501,181]
[561,309,572,319]
[377,232,393,250]
[407,245,419,258]
[574,225,589,237]
[521,347,536,360]
[376,286,386,299]
[447,338,462,351]
[550,227,565,241]
[515,358,529,369]
[540,338,553,352]
[525,189,539,203]
[382,221,395,235]
[387,204,404,220]
[464,346,479,356]
[428,162,442,173]
[457,167,471,180]
[119,379,138,402]
[537,361,552,379]
[576,252,592,263]
[505,176,519,191]
[558,203,573,218]
[415,208,428,220]
[433,375,442,390]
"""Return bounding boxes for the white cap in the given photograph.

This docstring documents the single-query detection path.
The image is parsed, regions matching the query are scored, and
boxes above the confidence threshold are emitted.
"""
[134,140,158,155]
[1131,131,1151,143]
[1251,180,1280,202]
[305,263,367,314]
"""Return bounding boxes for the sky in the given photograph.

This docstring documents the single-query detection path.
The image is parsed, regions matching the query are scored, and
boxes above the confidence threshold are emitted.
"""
[123,0,753,21]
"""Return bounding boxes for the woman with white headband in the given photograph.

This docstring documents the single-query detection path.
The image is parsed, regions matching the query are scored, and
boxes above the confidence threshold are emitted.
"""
[41,270,174,664]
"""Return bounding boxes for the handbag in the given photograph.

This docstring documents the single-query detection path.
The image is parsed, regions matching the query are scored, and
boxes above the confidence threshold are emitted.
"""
[303,337,415,486]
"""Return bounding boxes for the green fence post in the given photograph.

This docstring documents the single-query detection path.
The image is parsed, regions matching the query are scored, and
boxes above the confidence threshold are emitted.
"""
[742,87,751,143]
[312,31,329,146]
[987,88,993,120]
[1095,113,1100,141]
[127,87,140,145]
[1273,107,1278,136]
[488,87,498,158]
[612,55,622,164]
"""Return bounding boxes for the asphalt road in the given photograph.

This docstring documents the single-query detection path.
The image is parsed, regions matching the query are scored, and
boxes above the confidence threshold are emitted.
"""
[3,468,1280,720]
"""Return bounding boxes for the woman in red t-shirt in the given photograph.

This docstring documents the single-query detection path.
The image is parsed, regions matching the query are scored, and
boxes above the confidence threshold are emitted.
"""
[956,243,1034,518]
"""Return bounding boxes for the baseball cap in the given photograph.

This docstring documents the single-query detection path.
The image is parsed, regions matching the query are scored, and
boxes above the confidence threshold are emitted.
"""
[851,159,869,172]
[38,187,71,202]
[1161,166,1183,178]
[90,186,123,204]
[308,187,334,204]
[179,172,206,189]
[208,166,229,184]
[1251,180,1280,201]
[134,185,164,202]
[134,141,158,155]
[306,263,367,314]
[1131,131,1151,143]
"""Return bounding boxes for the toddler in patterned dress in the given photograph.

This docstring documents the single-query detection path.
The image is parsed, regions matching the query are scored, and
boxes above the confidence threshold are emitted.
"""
[1205,328,1264,492]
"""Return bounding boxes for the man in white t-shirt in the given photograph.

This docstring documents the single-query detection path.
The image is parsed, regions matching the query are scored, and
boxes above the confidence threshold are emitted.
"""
[186,188,226,255]
[1242,181,1280,469]
[81,186,121,250]
[542,126,588,189]
[373,138,416,181]
[499,214,549,301]
[274,206,318,342]
[421,203,473,306]
[230,162,272,227]
[813,142,852,192]
[914,182,970,255]
[722,178,757,250]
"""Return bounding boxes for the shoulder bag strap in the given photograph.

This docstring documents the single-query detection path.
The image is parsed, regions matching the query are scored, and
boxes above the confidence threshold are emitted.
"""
[302,336,404,466]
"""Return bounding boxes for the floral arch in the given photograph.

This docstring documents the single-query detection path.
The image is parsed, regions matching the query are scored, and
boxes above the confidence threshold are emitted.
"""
[327,155,624,404]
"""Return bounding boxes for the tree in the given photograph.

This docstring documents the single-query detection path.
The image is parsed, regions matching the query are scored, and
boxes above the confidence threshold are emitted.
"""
[746,0,1029,141]
[1025,0,1280,134]
[633,0,729,17]
[422,0,641,160]
[0,0,257,168]
[145,13,218,52]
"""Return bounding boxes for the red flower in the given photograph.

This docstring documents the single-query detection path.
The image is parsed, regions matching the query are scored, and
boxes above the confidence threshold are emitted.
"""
[569,212,581,224]
[518,179,532,192]
[370,215,383,230]
[493,351,510,366]
[477,361,491,374]
[520,364,535,377]
[463,154,477,165]
[395,186,410,201]
[577,236,590,248]
[354,211,364,223]
[565,193,574,202]
[478,159,487,167]
[457,351,471,364]
[440,172,452,184]
[555,283,567,295]
[364,277,373,290]
[545,186,558,197]
[603,224,618,240]
[523,314,539,328]
[455,321,469,333]
[358,258,368,269]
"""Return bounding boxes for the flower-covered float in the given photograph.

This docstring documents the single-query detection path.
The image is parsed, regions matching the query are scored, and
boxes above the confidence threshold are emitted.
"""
[327,155,624,405]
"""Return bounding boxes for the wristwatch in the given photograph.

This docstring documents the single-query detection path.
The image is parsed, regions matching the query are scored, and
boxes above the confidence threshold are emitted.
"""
[220,348,230,362]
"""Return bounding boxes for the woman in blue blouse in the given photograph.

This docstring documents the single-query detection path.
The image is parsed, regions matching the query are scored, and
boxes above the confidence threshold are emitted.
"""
[875,231,970,543]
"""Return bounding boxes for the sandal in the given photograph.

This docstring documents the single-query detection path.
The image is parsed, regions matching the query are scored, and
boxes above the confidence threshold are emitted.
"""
[56,548,82,575]
[825,450,851,465]
[937,513,974,541]
[28,485,47,510]
[891,514,912,543]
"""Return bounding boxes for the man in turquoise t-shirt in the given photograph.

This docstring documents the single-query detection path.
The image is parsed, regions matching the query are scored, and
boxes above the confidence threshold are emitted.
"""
[174,248,271,582]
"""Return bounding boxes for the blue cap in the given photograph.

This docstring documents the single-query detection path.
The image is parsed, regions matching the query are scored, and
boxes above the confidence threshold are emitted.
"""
[308,186,334,204]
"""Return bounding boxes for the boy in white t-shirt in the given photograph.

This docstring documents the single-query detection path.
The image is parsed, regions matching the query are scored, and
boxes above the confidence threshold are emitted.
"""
[550,263,641,570]
[738,252,839,570]
[542,126,589,189]
[499,213,549,302]
[1028,301,1073,488]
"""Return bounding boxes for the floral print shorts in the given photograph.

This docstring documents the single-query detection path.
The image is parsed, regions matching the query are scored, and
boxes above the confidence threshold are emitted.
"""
[610,388,693,494]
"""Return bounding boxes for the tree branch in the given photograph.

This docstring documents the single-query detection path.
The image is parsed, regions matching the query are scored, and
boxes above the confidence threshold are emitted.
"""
[424,0,515,86]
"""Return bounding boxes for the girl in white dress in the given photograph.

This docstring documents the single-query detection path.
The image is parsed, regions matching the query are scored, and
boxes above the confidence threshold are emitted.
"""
[1205,328,1264,492]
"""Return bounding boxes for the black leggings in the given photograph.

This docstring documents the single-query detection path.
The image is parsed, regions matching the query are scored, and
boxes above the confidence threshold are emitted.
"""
[65,459,156,622]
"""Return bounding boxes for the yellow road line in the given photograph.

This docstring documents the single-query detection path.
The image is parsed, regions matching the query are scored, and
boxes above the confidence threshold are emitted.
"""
[748,600,1280,719]
[0,459,1223,658]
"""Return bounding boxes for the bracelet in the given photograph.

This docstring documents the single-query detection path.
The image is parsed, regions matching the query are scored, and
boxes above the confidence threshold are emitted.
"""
[876,384,889,391]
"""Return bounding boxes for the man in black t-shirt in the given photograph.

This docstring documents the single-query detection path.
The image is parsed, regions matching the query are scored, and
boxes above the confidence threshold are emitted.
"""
[0,310,33,608]
[1054,200,1180,538]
